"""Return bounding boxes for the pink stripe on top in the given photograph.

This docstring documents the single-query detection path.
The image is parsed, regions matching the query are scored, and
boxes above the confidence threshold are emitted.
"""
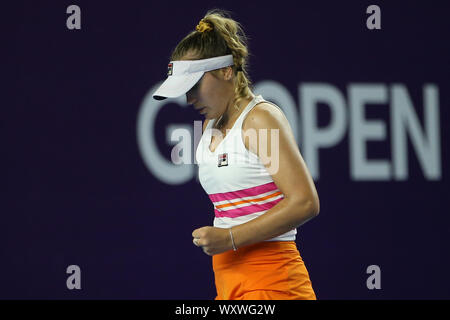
[208,182,280,203]
[208,182,285,219]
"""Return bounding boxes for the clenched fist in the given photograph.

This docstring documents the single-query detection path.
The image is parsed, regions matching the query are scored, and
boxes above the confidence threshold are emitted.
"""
[192,226,233,256]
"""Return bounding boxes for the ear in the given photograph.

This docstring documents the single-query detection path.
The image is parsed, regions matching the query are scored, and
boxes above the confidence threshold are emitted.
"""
[221,66,233,81]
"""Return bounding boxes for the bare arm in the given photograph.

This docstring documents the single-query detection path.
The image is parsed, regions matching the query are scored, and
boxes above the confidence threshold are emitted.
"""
[193,103,319,254]
[231,103,320,247]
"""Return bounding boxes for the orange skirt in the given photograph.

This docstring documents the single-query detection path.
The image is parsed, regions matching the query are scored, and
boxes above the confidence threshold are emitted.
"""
[212,241,316,300]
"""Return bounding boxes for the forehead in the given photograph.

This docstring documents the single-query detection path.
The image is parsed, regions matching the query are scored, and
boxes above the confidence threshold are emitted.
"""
[179,50,200,61]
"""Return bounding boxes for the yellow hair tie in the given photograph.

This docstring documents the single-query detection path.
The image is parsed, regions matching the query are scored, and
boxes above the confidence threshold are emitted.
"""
[196,19,213,33]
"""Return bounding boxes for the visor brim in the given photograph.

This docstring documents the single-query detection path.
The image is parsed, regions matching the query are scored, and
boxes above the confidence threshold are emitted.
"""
[152,72,204,100]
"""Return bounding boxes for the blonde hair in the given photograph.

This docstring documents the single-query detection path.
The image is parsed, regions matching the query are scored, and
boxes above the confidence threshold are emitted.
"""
[170,8,254,112]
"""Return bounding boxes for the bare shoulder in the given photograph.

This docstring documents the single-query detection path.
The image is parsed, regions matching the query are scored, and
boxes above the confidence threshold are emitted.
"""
[242,102,288,131]
[241,101,298,157]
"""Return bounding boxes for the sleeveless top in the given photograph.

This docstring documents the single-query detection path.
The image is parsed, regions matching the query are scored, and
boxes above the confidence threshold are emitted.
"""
[195,94,296,241]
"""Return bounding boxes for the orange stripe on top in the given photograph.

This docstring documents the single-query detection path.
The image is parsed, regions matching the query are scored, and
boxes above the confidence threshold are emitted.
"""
[215,191,283,210]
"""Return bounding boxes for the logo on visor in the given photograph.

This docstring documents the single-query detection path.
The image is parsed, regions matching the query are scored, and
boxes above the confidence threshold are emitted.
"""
[167,63,173,76]
[218,153,228,167]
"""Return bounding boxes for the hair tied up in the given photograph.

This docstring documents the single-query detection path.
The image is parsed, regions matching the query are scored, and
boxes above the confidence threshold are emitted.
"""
[196,19,213,33]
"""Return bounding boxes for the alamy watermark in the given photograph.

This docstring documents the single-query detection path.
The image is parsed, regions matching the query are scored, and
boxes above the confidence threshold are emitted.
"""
[366,5,381,30]
[66,5,81,30]
[366,264,381,290]
[66,265,81,290]
[170,120,281,175]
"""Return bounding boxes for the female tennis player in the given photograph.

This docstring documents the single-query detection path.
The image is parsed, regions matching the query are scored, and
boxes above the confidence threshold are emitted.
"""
[152,9,320,300]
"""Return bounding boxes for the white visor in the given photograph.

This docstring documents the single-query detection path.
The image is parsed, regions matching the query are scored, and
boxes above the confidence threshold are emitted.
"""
[152,54,234,100]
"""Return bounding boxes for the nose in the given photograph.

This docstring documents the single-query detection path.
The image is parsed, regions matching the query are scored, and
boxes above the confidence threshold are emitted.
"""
[186,91,196,105]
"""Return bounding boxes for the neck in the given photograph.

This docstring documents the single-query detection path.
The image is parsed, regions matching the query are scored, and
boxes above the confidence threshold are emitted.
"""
[215,93,255,129]
[215,98,238,130]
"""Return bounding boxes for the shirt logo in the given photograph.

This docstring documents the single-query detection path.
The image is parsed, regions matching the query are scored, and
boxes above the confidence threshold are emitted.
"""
[167,63,173,76]
[218,153,228,167]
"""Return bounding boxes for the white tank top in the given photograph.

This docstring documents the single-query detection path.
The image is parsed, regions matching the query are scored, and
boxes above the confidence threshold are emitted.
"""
[195,94,296,241]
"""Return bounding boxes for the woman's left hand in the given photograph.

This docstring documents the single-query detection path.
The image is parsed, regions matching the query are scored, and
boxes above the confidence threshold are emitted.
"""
[192,226,232,256]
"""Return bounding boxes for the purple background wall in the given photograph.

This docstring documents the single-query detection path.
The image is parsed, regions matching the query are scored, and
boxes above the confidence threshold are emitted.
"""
[3,0,449,299]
